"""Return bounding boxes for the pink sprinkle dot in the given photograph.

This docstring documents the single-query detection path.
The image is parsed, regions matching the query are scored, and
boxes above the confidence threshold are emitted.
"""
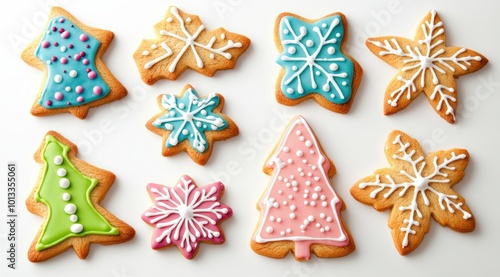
[79,51,85,57]
[54,42,59,46]
[68,44,73,49]
[88,71,97,79]
[82,59,89,65]
[46,100,52,106]
[85,44,90,48]
[41,41,50,48]
[77,96,84,103]
[79,34,88,42]
[60,57,68,64]
[61,31,70,39]
[86,68,91,73]
[75,86,84,93]
[59,18,65,23]
[54,92,63,101]
[93,86,102,95]
[74,54,81,61]
[51,56,58,62]
[58,28,65,34]
[51,27,57,32]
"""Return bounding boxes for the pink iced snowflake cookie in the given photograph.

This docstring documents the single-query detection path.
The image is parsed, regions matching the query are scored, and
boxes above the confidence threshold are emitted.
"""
[21,7,127,119]
[366,9,488,123]
[251,115,355,261]
[351,130,474,255]
[142,175,232,259]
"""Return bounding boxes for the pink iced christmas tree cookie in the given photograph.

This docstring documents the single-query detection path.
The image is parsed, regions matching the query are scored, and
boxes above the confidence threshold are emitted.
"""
[351,130,474,255]
[142,175,232,259]
[251,115,354,261]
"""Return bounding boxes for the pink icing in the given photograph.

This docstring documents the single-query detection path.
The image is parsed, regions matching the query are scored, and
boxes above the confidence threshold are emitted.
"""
[79,34,88,42]
[141,176,232,259]
[254,115,349,260]
[93,86,102,95]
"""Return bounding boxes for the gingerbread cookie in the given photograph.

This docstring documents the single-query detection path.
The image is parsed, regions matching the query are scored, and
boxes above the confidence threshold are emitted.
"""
[274,12,362,113]
[251,115,355,261]
[351,130,474,255]
[366,9,488,123]
[146,84,238,165]
[142,175,232,259]
[26,131,135,262]
[133,6,250,84]
[21,7,127,119]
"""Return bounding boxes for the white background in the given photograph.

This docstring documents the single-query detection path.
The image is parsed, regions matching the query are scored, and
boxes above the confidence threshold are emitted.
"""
[1,0,499,276]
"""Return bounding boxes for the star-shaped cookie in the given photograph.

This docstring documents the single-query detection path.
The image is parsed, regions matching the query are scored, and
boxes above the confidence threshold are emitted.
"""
[142,175,232,259]
[350,130,474,255]
[21,7,127,119]
[133,6,250,84]
[146,84,239,165]
[366,10,488,123]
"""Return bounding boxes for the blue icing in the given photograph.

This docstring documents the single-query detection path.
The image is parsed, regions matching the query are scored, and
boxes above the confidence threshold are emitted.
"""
[34,17,109,109]
[277,15,354,104]
[153,88,228,153]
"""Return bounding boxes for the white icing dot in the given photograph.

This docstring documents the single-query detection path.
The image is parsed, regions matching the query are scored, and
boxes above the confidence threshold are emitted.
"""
[283,146,289,152]
[196,122,202,127]
[186,17,192,23]
[327,46,335,54]
[296,130,301,136]
[310,201,316,206]
[282,201,287,205]
[310,150,315,154]
[151,44,157,49]
[288,195,294,200]
[316,223,321,228]
[290,205,296,211]
[314,176,320,181]
[305,181,311,186]
[325,226,331,231]
[285,182,291,188]
[302,159,307,164]
[308,215,315,222]
[280,231,285,236]
[296,150,303,157]
[142,50,150,56]
[283,29,289,35]
[322,201,328,207]
[320,213,326,218]
[314,186,322,192]
[307,173,313,177]
[303,219,309,225]
[326,217,333,222]
[329,63,339,71]
[70,214,78,222]
[54,74,63,83]
[178,103,185,109]
[304,189,309,194]
[291,181,298,187]
[315,71,320,76]
[64,203,77,214]
[270,216,275,222]
[336,33,341,38]
[289,213,296,219]
[273,202,279,208]
[57,168,67,177]
[293,187,298,192]
[311,165,317,170]
[182,129,189,135]
[70,223,83,234]
[59,178,70,188]
[276,218,282,223]
[286,88,294,94]
[69,70,78,78]
[320,195,326,200]
[306,40,314,47]
[65,86,71,92]
[299,136,305,141]
[312,193,319,200]
[166,17,173,23]
[287,159,293,164]
[278,190,283,195]
[342,81,348,86]
[305,140,312,147]
[292,65,298,71]
[287,46,296,54]
[322,23,327,28]
[304,200,309,205]
[210,53,215,59]
[53,155,63,165]
[290,175,295,180]
[287,228,292,233]
[320,228,325,233]
[300,225,306,230]
[62,193,71,201]
[303,193,308,198]
[278,176,283,181]
[60,46,67,52]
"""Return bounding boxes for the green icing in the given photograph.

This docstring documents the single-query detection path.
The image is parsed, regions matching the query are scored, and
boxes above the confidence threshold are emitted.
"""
[35,135,118,251]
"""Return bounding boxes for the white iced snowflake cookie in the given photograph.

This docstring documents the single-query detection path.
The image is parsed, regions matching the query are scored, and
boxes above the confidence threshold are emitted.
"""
[350,130,474,255]
[366,9,488,123]
[133,6,250,84]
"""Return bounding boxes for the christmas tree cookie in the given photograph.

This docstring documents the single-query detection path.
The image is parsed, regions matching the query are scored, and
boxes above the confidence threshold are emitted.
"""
[366,10,488,123]
[26,131,135,262]
[251,115,355,261]
[146,84,239,165]
[21,7,127,119]
[133,6,250,84]
[351,130,474,255]
[274,12,363,113]
[142,175,232,259]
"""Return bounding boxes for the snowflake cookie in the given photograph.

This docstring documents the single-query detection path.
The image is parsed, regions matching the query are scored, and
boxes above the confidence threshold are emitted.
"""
[366,10,488,123]
[251,115,355,261]
[142,175,232,259]
[146,84,239,165]
[21,7,127,119]
[26,131,135,262]
[133,6,250,84]
[350,130,474,255]
[274,12,363,113]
